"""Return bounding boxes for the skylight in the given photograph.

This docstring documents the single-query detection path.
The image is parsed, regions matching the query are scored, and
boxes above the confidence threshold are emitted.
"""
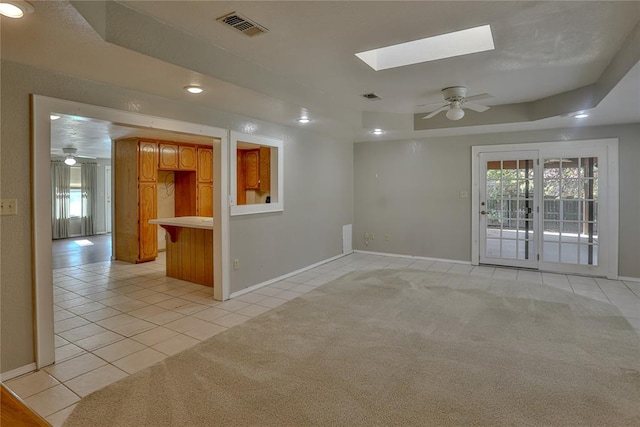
[355,25,495,71]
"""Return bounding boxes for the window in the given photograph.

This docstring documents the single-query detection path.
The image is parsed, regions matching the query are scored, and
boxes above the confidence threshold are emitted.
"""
[230,131,283,216]
[69,166,82,218]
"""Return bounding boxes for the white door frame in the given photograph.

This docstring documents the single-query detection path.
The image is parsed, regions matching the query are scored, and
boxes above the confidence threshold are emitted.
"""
[472,138,619,279]
[105,165,112,234]
[32,95,230,369]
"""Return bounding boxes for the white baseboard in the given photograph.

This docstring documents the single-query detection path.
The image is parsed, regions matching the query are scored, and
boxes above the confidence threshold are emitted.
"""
[230,252,351,299]
[1,363,36,381]
[619,276,640,283]
[354,250,472,265]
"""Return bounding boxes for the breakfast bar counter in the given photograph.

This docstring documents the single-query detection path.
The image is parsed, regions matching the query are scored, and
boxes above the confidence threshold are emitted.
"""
[149,216,213,287]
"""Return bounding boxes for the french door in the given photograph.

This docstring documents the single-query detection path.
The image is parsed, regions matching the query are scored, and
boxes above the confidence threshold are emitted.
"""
[474,140,617,278]
[479,151,539,269]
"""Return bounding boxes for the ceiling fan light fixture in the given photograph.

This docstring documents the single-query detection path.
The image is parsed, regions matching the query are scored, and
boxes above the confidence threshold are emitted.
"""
[64,155,76,166]
[446,104,465,121]
[297,116,310,124]
[372,128,384,135]
[0,0,33,18]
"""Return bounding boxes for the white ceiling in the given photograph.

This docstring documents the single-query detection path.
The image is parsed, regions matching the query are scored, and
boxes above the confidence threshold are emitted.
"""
[1,1,638,158]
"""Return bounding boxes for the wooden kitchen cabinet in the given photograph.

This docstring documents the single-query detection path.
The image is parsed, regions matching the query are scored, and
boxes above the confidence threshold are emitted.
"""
[238,147,270,195]
[159,143,197,171]
[197,147,213,217]
[158,143,179,170]
[244,149,260,189]
[179,145,197,170]
[197,183,213,217]
[114,138,158,263]
[197,147,213,182]
[139,182,158,260]
[259,146,271,192]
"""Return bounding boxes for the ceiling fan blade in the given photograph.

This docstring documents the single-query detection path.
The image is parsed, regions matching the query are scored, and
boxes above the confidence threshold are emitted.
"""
[417,101,448,108]
[465,102,490,113]
[423,105,449,119]
[465,93,493,102]
[75,154,97,159]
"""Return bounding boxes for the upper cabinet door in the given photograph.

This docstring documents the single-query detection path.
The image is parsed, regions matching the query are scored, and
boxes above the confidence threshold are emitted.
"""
[244,150,260,189]
[158,143,179,170]
[138,141,158,182]
[179,146,197,170]
[259,146,271,192]
[197,147,213,182]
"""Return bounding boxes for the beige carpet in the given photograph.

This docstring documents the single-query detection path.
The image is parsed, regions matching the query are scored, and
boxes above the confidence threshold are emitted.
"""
[64,269,640,426]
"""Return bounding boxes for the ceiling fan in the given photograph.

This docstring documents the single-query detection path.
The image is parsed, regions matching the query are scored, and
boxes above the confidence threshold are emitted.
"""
[62,147,96,165]
[421,86,492,121]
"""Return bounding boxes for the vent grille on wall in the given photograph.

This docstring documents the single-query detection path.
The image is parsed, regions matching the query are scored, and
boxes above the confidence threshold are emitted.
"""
[362,93,382,100]
[217,12,268,37]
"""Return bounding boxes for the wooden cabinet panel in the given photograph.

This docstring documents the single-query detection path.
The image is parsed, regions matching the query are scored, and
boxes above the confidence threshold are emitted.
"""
[259,146,271,192]
[175,172,197,217]
[139,141,157,182]
[197,147,213,182]
[139,183,158,261]
[244,150,260,189]
[115,138,158,263]
[158,143,179,170]
[237,152,246,205]
[197,183,213,217]
[179,145,197,170]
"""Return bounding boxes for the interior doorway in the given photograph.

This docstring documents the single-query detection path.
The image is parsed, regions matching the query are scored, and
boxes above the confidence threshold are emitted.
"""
[472,139,619,279]
[32,95,230,369]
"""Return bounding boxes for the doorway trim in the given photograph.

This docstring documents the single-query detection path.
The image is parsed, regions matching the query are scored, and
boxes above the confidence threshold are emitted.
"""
[471,138,619,279]
[32,95,230,369]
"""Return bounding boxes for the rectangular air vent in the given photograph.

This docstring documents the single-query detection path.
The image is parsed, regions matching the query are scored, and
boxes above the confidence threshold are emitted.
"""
[217,12,268,37]
[362,93,382,100]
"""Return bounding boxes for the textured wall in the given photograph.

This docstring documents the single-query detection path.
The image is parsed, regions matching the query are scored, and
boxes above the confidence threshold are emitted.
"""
[0,61,353,373]
[354,124,640,278]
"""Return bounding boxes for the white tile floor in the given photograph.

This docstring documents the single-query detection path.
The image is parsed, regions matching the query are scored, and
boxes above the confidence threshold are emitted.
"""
[5,252,640,426]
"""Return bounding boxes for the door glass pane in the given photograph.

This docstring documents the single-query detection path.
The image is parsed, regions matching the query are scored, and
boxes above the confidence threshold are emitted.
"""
[484,159,535,261]
[543,156,598,266]
[543,242,559,262]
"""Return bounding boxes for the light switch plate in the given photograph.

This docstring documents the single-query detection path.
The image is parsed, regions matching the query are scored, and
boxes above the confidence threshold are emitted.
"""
[0,199,17,215]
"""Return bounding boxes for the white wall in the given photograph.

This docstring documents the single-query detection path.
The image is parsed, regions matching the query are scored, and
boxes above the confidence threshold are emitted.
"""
[0,60,353,373]
[353,123,640,278]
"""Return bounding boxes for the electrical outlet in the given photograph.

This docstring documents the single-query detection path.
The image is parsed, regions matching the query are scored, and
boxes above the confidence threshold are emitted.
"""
[0,199,17,216]
[233,259,240,270]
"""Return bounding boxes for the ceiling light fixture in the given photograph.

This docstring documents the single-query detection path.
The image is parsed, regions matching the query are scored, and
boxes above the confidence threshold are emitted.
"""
[372,128,384,135]
[355,24,494,71]
[184,85,205,94]
[445,102,465,121]
[0,0,33,18]
[573,113,589,119]
[297,117,310,124]
[64,155,76,166]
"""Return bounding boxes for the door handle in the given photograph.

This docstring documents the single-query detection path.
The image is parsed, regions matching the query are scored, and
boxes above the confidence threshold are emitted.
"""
[480,210,487,215]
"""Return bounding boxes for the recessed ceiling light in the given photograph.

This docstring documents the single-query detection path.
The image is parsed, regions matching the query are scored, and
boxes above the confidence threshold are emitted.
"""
[184,85,205,94]
[355,24,495,71]
[372,129,384,135]
[0,0,34,18]
[297,117,311,124]
[50,114,60,120]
